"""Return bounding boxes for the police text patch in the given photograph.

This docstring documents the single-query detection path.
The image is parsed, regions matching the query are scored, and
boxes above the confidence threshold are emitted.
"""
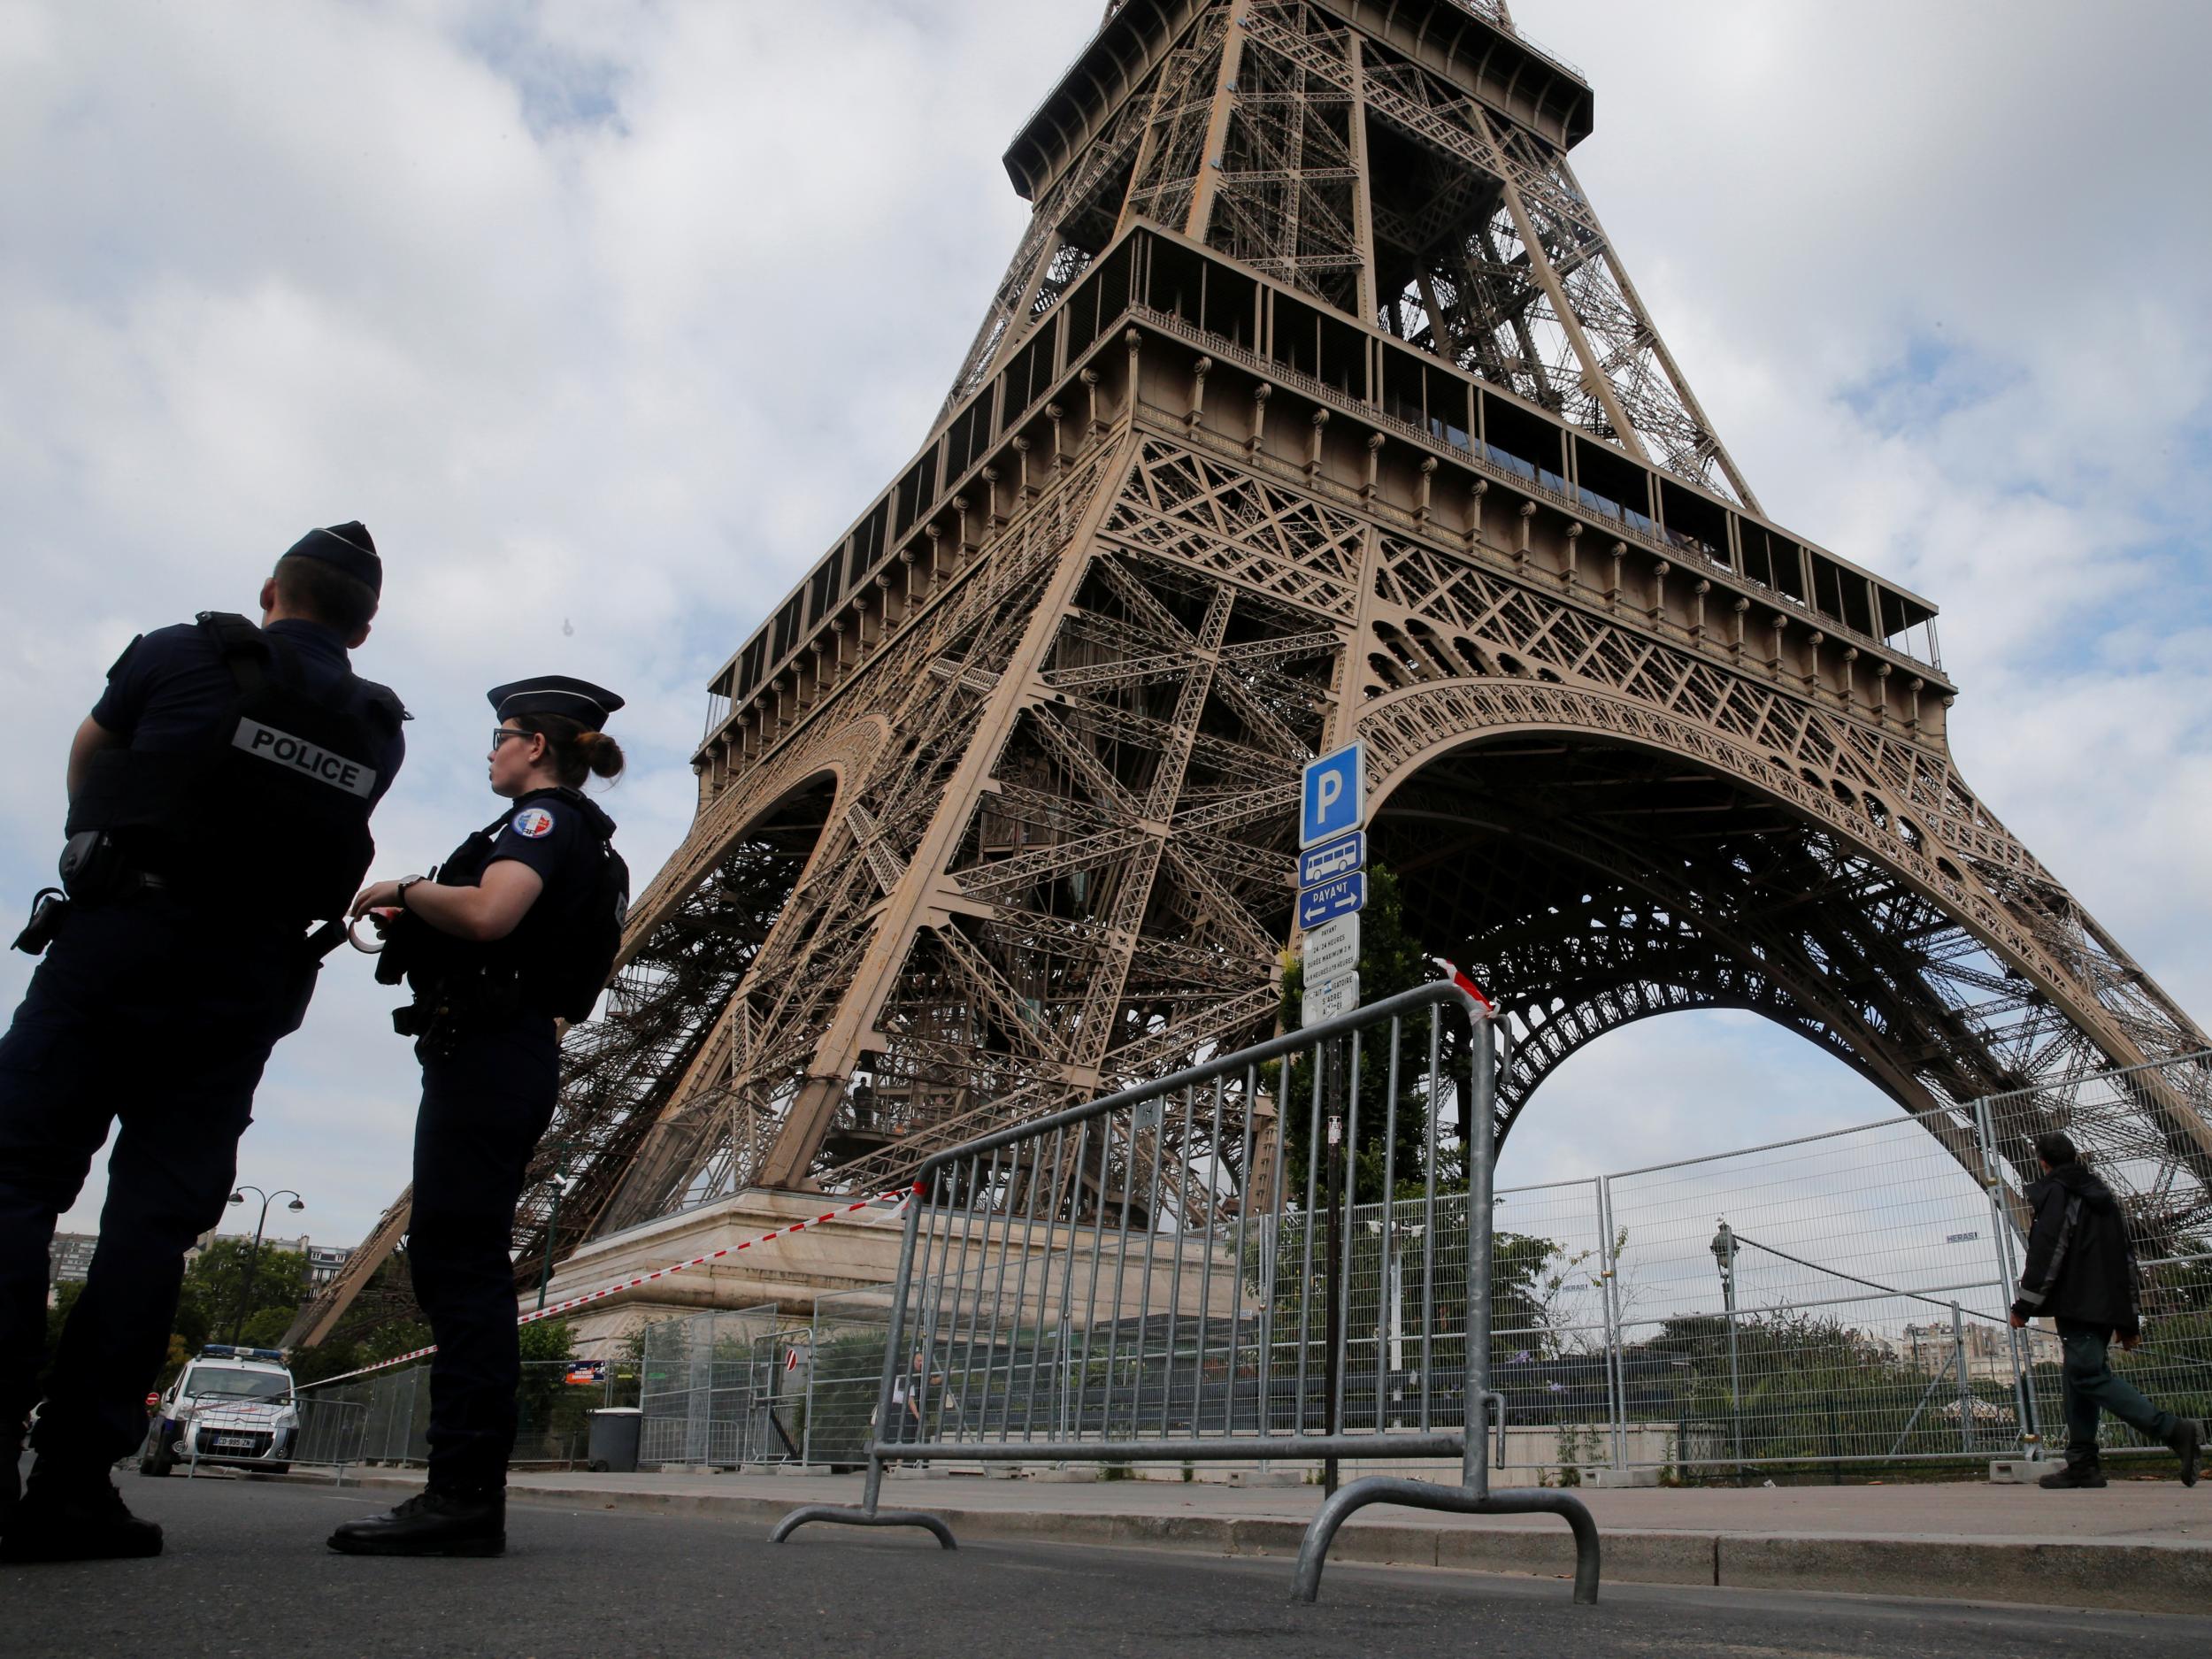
[232,718,377,798]
[511,807,557,839]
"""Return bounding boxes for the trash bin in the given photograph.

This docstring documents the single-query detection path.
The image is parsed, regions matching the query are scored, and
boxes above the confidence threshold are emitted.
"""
[587,1407,642,1473]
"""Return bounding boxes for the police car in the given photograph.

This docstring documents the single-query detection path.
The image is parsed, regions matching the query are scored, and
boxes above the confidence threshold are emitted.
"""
[138,1345,299,1477]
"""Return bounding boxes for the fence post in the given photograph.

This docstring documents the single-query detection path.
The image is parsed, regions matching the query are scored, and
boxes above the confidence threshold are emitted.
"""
[1460,1010,1497,1496]
[803,1306,823,1466]
[1951,1300,1970,1453]
[684,1315,711,1466]
[1596,1175,1625,1471]
[1973,1093,2043,1460]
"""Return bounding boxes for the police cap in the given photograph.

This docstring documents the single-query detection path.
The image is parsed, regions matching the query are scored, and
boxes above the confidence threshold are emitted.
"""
[488,676,625,731]
[283,522,382,595]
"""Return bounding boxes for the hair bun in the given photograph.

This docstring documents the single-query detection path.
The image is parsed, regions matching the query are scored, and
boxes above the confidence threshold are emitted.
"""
[578,728,626,780]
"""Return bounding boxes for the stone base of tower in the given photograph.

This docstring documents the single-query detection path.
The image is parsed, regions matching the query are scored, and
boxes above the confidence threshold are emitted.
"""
[536,1187,912,1356]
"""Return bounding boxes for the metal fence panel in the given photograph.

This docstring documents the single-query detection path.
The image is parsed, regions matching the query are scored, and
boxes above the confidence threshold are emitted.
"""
[638,1305,786,1467]
[1983,1051,2212,1459]
[804,1287,898,1467]
[290,1397,369,1474]
[1600,1110,2018,1472]
[311,1359,620,1469]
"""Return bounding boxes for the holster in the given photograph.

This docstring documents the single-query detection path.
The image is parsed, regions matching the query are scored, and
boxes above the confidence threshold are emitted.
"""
[12,887,71,957]
[57,829,126,904]
[394,967,524,1058]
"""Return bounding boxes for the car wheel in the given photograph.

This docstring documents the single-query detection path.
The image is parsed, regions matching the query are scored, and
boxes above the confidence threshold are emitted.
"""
[139,1426,173,1477]
[263,1463,291,1476]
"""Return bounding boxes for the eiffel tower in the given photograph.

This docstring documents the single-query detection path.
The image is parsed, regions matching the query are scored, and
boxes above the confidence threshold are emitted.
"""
[296,0,2210,1344]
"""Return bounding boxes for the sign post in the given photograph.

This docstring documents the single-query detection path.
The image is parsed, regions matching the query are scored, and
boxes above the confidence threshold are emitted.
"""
[1297,744,1369,1497]
[1297,743,1367,1031]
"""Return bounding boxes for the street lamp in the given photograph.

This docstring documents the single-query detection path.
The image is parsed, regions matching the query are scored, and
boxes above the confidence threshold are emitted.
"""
[227,1187,304,1346]
[536,1160,577,1312]
[1709,1219,1744,1477]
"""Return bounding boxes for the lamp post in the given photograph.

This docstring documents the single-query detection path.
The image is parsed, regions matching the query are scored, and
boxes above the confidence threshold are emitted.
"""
[227,1187,304,1345]
[1709,1218,1743,1478]
[536,1160,576,1312]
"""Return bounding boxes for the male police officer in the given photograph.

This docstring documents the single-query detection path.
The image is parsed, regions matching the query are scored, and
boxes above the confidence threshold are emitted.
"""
[0,523,406,1561]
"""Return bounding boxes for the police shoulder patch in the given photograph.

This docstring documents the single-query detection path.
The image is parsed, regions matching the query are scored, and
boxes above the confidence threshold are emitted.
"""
[511,806,557,840]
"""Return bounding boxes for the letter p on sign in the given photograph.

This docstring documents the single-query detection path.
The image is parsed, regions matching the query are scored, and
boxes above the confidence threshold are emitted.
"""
[1301,741,1365,849]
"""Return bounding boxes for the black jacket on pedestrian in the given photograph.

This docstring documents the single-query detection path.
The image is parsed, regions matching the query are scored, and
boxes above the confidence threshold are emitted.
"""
[2010,1161,2140,1338]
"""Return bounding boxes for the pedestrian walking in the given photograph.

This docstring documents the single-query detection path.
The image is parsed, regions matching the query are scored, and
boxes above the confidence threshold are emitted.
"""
[327,677,627,1557]
[2009,1131,2201,1489]
[1,524,405,1561]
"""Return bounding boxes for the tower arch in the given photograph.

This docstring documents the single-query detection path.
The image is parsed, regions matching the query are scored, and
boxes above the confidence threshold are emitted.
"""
[1360,685,2212,1234]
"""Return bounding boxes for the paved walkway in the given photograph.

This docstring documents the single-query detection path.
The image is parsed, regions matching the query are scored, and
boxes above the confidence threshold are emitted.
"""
[25,1479,2212,1659]
[319,1464,2212,1613]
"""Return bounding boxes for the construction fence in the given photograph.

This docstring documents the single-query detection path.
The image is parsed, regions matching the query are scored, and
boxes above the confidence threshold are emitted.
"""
[633,1050,2211,1481]
[310,1358,639,1470]
[306,1051,2209,1482]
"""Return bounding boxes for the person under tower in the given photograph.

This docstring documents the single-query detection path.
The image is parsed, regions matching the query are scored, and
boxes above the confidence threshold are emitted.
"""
[2009,1131,2201,1489]
[1,523,406,1562]
[329,675,628,1557]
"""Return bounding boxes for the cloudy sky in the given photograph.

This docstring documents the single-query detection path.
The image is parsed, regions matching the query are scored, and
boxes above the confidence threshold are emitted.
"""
[4,0,2208,1258]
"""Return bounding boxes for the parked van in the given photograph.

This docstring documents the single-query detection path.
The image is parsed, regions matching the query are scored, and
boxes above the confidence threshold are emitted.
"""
[139,1345,298,1477]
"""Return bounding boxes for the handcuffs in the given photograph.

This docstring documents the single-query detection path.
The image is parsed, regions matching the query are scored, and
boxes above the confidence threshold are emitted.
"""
[345,874,425,955]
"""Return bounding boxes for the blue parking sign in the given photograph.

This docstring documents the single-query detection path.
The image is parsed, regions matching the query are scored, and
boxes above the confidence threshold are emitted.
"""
[1300,742,1364,849]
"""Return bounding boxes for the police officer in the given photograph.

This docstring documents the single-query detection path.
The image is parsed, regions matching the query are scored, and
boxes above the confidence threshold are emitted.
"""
[0,523,405,1562]
[329,676,627,1558]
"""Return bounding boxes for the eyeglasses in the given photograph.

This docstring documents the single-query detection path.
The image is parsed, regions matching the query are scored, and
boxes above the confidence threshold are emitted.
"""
[490,727,536,750]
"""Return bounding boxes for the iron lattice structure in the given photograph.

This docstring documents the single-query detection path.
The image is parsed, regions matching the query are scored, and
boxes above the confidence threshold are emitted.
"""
[296,0,2210,1345]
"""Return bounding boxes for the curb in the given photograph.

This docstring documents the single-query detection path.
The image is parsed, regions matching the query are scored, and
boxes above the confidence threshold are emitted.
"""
[318,1473,2212,1615]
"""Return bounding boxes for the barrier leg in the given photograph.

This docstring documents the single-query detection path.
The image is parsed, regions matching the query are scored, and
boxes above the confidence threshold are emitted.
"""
[1290,1477,1599,1606]
[770,1447,957,1550]
[768,1504,958,1549]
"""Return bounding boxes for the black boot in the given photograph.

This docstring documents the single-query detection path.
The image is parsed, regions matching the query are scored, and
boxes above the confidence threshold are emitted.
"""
[327,1486,505,1557]
[2169,1419,2201,1488]
[0,1466,164,1561]
[2038,1447,2107,1489]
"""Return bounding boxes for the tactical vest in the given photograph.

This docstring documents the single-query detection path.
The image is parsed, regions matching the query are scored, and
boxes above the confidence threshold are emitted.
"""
[65,612,403,924]
[381,787,628,1023]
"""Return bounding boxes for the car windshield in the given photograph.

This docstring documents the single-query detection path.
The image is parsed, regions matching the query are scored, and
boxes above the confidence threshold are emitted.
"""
[187,1369,289,1402]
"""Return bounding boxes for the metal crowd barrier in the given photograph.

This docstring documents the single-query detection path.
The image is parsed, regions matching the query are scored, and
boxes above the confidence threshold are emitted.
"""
[288,1396,370,1485]
[177,1396,368,1485]
[774,980,1600,1606]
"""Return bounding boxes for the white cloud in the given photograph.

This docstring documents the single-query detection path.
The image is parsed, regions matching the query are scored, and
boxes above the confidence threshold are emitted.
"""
[3,0,2205,1256]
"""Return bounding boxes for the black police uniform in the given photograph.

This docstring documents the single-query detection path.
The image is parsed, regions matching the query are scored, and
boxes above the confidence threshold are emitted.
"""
[0,526,404,1504]
[383,683,626,1500]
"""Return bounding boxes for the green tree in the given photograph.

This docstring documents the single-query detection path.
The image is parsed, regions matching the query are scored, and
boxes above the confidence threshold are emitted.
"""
[288,1340,365,1388]
[515,1319,587,1462]
[292,1245,432,1373]
[1274,864,1467,1204]
[176,1237,310,1348]
[44,1279,84,1356]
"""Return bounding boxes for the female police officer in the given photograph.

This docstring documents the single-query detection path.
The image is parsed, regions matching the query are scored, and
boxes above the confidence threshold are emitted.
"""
[328,675,628,1557]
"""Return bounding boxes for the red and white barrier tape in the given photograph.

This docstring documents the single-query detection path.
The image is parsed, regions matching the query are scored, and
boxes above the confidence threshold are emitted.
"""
[1428,956,1495,1013]
[302,1185,918,1389]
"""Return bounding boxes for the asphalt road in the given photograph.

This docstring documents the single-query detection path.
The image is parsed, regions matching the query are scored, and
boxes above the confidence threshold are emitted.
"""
[4,1473,2208,1659]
